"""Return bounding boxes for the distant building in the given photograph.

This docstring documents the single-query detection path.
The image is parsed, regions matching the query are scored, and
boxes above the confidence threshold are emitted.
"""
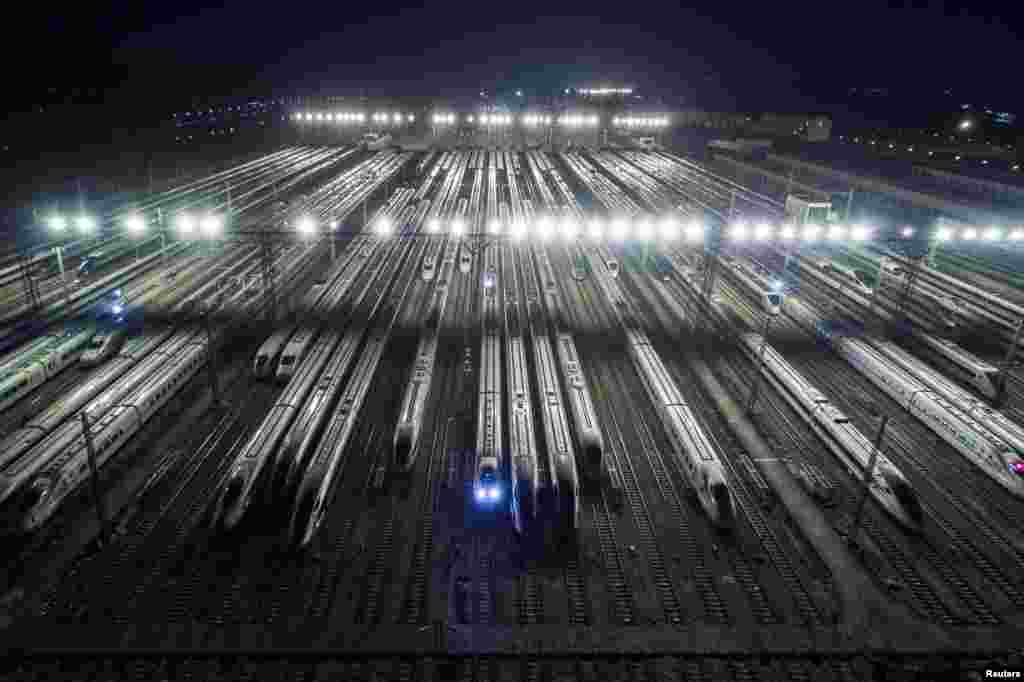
[746,113,832,142]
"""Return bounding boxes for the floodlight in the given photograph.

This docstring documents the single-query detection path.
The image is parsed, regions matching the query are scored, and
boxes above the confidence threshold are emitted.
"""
[962,228,977,240]
[125,215,145,234]
[488,219,502,235]
[176,213,195,235]
[201,214,222,236]
[803,224,821,241]
[936,227,953,241]
[427,218,441,234]
[48,215,67,232]
[635,219,653,241]
[610,217,629,241]
[901,226,915,238]
[754,222,773,241]
[330,220,339,230]
[779,224,796,240]
[730,222,748,242]
[827,225,845,240]
[587,219,605,241]
[451,218,466,237]
[75,215,96,234]
[1009,230,1023,241]
[851,225,870,241]
[984,227,1002,241]
[537,216,554,240]
[560,217,579,240]
[510,221,526,241]
[659,217,679,241]
[296,216,316,236]
[374,216,393,235]
[685,220,704,242]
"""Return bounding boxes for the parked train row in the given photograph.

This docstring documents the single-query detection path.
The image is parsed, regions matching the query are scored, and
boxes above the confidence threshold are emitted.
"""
[0,242,317,533]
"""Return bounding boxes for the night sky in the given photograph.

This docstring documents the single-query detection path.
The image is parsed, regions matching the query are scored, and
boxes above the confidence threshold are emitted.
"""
[17,0,1023,115]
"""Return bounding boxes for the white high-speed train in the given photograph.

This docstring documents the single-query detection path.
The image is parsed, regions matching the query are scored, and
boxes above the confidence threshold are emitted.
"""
[820,328,1024,497]
[738,332,924,529]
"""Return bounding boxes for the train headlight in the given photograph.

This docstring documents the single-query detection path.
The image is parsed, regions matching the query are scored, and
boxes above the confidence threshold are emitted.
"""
[488,487,500,500]
[475,488,487,502]
[112,304,123,316]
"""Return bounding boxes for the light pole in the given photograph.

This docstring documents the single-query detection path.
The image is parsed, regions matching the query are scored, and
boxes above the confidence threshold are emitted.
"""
[80,411,111,546]
[846,413,890,549]
[747,290,783,413]
[997,318,1024,404]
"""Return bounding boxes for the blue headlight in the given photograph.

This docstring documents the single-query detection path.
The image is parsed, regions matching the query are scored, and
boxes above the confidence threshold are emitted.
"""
[475,488,487,502]
[111,304,123,315]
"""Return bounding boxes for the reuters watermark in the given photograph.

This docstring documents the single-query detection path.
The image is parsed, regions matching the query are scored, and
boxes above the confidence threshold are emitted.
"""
[986,671,1023,679]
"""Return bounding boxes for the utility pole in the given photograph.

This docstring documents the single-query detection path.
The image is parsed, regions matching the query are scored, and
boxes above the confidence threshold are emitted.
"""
[80,411,111,546]
[261,229,277,323]
[747,311,775,413]
[847,414,890,548]
[205,306,222,409]
[997,318,1024,404]
[54,245,71,310]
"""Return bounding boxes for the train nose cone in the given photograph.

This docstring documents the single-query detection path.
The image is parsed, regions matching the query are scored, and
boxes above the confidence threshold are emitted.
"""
[3,485,45,534]
[217,477,248,530]
[711,483,734,528]
[393,427,414,472]
[582,442,603,475]
[289,488,318,549]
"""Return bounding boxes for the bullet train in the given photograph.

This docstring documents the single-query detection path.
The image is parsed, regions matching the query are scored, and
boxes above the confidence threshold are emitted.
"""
[253,328,293,379]
[501,248,540,533]
[738,332,924,530]
[591,255,734,526]
[9,336,209,533]
[815,259,874,297]
[274,332,361,495]
[275,327,318,384]
[289,234,419,547]
[819,326,1024,497]
[627,324,735,526]
[211,333,339,530]
[392,331,437,471]
[532,317,579,534]
[475,246,504,506]
[870,339,1024,455]
[914,335,1002,402]
[0,326,95,413]
[393,240,457,471]
[79,327,127,367]
[535,247,603,480]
